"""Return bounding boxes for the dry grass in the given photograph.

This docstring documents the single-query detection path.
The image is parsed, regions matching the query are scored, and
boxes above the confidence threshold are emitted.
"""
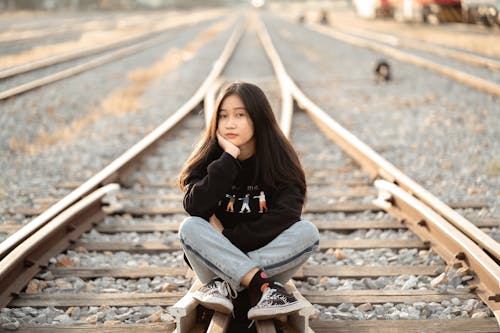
[0,28,149,69]
[486,157,500,176]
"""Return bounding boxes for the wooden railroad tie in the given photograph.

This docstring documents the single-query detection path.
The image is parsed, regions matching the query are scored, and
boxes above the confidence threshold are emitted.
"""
[2,200,489,217]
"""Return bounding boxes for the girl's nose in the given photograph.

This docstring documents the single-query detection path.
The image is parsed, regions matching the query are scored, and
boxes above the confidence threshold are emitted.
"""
[225,116,236,127]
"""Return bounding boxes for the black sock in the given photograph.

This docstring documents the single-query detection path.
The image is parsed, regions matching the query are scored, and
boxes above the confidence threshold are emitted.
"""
[248,269,271,295]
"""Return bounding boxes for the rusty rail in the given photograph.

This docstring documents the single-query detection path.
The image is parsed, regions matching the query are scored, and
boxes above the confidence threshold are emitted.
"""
[0,19,245,261]
[306,21,500,97]
[0,184,119,307]
[374,179,500,323]
[0,15,233,101]
[255,13,500,326]
[255,14,500,262]
[323,21,500,71]
[0,11,223,80]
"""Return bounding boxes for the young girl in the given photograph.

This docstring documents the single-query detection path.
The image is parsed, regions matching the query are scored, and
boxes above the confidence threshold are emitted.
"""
[178,82,319,321]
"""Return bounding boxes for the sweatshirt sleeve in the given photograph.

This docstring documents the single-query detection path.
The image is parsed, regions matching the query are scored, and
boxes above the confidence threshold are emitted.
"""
[222,184,304,252]
[183,152,240,220]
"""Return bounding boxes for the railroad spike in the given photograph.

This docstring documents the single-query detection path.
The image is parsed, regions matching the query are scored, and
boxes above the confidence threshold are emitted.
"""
[467,285,478,292]
[24,258,36,267]
[488,294,500,302]
[417,220,427,227]
[455,252,466,260]
[457,266,472,276]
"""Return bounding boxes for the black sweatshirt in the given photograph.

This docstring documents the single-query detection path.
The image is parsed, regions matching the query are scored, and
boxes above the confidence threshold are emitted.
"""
[183,149,304,252]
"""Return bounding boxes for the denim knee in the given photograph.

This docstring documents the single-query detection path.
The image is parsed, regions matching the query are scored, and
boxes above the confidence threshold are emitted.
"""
[295,220,320,248]
[178,216,206,242]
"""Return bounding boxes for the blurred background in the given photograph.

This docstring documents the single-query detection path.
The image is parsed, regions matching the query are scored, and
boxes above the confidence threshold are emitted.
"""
[0,0,498,28]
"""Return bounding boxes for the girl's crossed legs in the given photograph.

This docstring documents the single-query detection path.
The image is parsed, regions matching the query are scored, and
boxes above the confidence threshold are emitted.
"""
[178,216,320,291]
[178,216,319,318]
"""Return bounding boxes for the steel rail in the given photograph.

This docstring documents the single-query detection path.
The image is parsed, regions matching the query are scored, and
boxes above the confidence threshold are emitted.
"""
[204,78,223,127]
[0,184,119,307]
[0,13,130,43]
[255,14,500,262]
[0,15,233,101]
[255,14,500,325]
[170,19,315,333]
[326,22,500,71]
[0,11,223,80]
[303,20,500,97]
[0,20,245,261]
[279,74,294,139]
[374,179,500,324]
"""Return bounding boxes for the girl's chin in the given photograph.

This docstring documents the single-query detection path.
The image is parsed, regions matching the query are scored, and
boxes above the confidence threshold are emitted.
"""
[227,139,241,146]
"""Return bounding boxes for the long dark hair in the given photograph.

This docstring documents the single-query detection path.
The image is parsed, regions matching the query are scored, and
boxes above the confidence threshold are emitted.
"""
[179,82,306,197]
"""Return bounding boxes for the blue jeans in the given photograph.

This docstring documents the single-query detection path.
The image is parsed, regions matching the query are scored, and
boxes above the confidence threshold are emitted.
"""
[178,216,320,291]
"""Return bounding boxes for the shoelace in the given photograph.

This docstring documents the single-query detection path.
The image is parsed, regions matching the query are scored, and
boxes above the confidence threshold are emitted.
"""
[215,280,237,319]
[255,286,289,308]
[215,280,238,300]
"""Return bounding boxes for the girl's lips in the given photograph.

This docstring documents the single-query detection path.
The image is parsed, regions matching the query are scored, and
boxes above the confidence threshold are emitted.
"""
[225,134,237,138]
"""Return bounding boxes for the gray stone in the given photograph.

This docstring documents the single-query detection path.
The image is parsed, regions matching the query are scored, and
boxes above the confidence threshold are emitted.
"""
[1,320,20,331]
[70,307,81,320]
[337,303,354,312]
[11,310,25,318]
[401,275,418,290]
[357,303,373,312]
[54,314,72,324]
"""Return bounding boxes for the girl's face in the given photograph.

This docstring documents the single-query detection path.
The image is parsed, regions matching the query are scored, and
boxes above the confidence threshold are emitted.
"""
[217,94,255,155]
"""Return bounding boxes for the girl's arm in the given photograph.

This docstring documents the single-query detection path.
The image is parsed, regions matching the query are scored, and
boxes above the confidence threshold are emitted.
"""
[183,152,240,219]
[222,184,304,252]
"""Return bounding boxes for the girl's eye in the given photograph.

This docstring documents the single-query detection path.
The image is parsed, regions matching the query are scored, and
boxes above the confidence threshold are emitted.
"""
[218,113,227,119]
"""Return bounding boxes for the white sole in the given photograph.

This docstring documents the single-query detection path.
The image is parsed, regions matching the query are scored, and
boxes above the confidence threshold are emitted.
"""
[247,301,304,320]
[192,292,233,314]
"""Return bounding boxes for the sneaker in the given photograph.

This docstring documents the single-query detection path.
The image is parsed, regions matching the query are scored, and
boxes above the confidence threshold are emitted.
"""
[192,278,237,314]
[247,281,304,320]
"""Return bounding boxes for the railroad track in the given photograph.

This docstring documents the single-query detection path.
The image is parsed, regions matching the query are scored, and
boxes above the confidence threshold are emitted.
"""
[273,11,500,98]
[317,20,500,72]
[1,11,499,333]
[0,10,226,100]
[0,12,151,51]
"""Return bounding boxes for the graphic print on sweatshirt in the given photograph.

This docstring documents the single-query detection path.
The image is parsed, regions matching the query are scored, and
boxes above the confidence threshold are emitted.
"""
[218,184,267,216]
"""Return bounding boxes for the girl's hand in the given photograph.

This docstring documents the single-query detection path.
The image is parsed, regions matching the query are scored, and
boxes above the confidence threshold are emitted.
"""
[216,131,240,158]
[209,214,224,233]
